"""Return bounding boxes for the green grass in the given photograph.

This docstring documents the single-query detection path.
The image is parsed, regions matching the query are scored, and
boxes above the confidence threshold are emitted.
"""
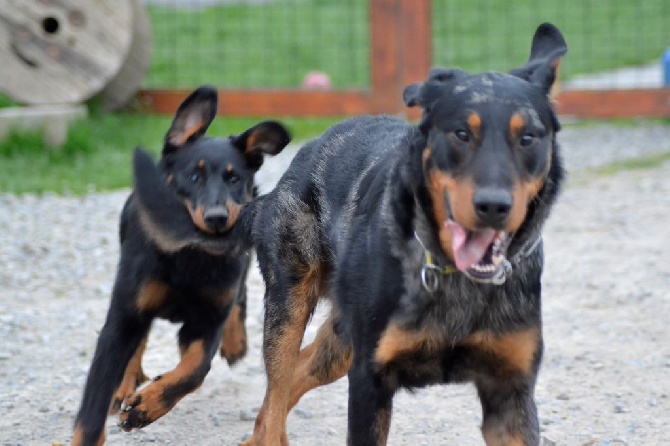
[0,114,339,195]
[591,151,670,175]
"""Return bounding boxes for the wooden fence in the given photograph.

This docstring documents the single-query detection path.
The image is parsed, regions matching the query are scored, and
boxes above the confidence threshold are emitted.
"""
[137,0,670,119]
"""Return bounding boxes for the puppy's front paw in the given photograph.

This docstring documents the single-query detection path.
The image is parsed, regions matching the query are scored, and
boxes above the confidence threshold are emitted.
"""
[117,384,167,431]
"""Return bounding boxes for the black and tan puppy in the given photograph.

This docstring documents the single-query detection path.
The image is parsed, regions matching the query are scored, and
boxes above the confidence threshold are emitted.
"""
[72,86,290,446]
[236,23,567,445]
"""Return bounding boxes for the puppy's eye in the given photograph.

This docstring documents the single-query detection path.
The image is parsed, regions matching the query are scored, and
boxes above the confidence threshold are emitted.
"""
[188,173,199,183]
[454,130,470,142]
[228,174,240,185]
[519,134,534,147]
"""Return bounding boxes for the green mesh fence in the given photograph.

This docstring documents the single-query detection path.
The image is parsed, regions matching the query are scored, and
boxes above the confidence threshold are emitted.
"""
[144,0,369,89]
[431,0,670,89]
[143,0,670,90]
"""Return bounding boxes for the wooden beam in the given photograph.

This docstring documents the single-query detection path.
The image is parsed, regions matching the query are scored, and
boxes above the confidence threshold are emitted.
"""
[399,0,431,120]
[369,0,403,114]
[556,89,670,118]
[137,89,372,117]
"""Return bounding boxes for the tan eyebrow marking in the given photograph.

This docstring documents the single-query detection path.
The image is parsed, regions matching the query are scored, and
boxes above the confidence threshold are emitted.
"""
[467,112,481,140]
[509,113,525,139]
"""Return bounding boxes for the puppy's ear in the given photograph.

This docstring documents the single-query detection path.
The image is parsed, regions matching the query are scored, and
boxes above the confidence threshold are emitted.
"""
[509,23,568,95]
[231,121,291,171]
[163,86,218,154]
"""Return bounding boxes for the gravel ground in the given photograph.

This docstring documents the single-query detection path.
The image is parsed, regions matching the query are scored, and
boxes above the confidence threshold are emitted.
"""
[1,123,669,446]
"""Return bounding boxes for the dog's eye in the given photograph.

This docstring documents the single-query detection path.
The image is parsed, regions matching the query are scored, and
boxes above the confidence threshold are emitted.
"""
[454,130,470,142]
[188,173,200,183]
[519,134,534,147]
[228,174,240,185]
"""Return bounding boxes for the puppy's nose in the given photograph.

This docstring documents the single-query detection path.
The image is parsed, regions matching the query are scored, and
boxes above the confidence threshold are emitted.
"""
[204,206,229,232]
[473,188,512,227]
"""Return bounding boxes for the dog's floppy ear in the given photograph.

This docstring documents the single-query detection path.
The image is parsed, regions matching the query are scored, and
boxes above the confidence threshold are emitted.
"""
[509,23,568,95]
[403,68,464,109]
[163,86,218,154]
[231,121,291,171]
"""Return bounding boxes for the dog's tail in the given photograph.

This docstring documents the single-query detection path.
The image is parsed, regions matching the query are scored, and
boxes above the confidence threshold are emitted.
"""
[131,148,255,254]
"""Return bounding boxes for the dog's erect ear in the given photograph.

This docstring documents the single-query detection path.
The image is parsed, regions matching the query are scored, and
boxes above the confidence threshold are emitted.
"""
[163,86,218,154]
[231,121,291,171]
[403,68,465,109]
[509,23,568,95]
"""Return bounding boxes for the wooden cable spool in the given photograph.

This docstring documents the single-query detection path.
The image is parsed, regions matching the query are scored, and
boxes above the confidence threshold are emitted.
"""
[94,0,153,111]
[0,0,135,105]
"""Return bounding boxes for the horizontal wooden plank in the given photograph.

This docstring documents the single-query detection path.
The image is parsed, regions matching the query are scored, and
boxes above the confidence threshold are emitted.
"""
[556,89,670,118]
[138,88,670,119]
[137,89,374,117]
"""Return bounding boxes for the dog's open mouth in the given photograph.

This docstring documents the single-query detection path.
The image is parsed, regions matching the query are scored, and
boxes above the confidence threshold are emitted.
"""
[445,220,509,281]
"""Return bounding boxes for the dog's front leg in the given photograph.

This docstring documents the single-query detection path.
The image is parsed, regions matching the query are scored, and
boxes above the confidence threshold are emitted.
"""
[117,320,222,430]
[476,374,540,446]
[73,305,150,446]
[472,328,543,446]
[346,358,395,446]
[109,335,150,414]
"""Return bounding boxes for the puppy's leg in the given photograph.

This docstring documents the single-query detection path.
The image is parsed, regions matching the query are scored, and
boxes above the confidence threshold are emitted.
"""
[242,266,322,446]
[221,263,249,366]
[347,357,395,446]
[118,320,222,430]
[109,334,150,414]
[287,314,352,410]
[220,298,248,366]
[73,301,150,446]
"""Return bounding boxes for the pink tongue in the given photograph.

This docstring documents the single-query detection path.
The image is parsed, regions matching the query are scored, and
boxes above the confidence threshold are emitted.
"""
[445,220,497,271]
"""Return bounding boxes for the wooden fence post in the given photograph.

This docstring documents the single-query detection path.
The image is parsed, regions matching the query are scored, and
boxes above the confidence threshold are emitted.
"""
[369,0,431,116]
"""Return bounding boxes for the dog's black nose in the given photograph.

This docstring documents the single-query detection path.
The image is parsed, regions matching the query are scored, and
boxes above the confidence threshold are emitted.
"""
[473,189,512,227]
[204,207,229,232]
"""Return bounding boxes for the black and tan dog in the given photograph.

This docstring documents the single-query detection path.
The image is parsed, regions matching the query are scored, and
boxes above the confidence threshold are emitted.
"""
[131,24,567,445]
[232,23,568,446]
[72,86,291,446]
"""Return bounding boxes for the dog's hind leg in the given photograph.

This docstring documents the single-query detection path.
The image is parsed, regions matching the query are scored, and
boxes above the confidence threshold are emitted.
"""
[221,257,250,366]
[287,313,352,410]
[73,307,151,446]
[109,334,150,414]
[242,264,323,446]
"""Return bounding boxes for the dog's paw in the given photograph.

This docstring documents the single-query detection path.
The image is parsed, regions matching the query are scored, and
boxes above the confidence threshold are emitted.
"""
[220,329,248,366]
[220,308,248,366]
[109,369,149,415]
[117,386,166,431]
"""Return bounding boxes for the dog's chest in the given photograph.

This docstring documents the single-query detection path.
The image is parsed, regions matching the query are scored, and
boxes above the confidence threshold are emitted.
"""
[395,246,542,340]
[154,251,245,319]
